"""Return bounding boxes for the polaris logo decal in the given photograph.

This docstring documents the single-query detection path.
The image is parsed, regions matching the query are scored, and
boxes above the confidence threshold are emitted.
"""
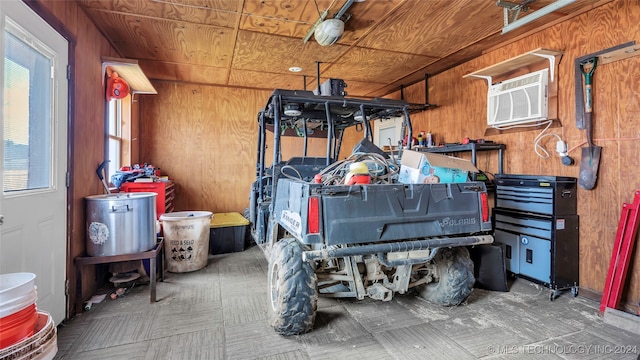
[440,217,476,227]
[281,210,302,237]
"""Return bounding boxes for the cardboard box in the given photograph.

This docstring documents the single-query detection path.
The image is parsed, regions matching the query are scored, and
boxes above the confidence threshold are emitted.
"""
[398,150,478,184]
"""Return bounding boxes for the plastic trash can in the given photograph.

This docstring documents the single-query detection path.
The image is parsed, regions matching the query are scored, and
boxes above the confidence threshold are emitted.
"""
[160,211,213,273]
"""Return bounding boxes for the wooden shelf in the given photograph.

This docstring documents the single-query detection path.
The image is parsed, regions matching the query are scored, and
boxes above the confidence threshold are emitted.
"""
[464,48,564,134]
[463,48,564,85]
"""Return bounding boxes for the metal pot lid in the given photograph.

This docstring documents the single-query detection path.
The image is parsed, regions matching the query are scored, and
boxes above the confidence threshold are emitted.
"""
[85,192,157,200]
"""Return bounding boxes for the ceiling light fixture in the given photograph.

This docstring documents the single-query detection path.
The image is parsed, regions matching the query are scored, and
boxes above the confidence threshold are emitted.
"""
[284,103,302,117]
[314,19,345,46]
[353,110,369,122]
[289,66,303,72]
[304,0,355,46]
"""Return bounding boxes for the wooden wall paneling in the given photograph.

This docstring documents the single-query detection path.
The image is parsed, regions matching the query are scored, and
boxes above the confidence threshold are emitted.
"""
[260,124,339,166]
[417,1,640,308]
[140,82,201,211]
[610,49,640,307]
[580,1,640,306]
[202,86,265,212]
[133,1,640,309]
[339,127,367,160]
[72,4,117,312]
[35,0,121,317]
[140,82,270,214]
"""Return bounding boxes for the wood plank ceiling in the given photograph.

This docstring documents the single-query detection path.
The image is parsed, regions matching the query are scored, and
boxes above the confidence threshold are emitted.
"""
[78,0,600,98]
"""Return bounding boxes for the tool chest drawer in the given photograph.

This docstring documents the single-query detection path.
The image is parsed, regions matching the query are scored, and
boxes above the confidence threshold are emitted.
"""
[495,211,552,239]
[494,174,577,215]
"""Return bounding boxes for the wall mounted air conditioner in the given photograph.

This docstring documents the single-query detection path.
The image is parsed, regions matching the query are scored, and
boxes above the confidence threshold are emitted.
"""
[487,68,548,128]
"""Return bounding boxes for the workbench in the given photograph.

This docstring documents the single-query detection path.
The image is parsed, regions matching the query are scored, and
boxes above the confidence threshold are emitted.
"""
[75,239,164,312]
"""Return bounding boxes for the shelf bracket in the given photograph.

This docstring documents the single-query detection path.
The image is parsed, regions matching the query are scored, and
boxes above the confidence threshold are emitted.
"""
[463,48,563,85]
[473,75,494,87]
[497,0,534,26]
[530,53,557,82]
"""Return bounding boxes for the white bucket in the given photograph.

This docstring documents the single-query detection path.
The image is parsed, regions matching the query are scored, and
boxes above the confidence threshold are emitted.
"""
[0,273,36,304]
[0,288,37,318]
[160,211,213,273]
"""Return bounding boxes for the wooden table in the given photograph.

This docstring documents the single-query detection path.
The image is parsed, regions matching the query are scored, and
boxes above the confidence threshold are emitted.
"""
[75,239,164,312]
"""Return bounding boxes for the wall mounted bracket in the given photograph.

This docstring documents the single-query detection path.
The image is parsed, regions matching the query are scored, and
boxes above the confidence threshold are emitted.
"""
[574,41,637,129]
[464,47,563,86]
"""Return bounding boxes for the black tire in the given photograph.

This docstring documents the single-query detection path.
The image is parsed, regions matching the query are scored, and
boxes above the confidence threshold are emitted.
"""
[416,247,475,306]
[268,238,317,335]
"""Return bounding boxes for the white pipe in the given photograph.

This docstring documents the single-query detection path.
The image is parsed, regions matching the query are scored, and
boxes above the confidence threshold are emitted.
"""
[502,0,576,34]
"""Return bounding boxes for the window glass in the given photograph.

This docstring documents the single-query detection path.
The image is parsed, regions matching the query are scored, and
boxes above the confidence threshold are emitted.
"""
[3,30,52,192]
[106,98,122,184]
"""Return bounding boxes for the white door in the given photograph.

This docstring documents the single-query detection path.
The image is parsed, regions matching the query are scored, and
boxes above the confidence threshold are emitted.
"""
[0,0,68,324]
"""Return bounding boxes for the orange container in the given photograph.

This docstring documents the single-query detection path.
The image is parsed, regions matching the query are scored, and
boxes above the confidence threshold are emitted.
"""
[0,303,37,349]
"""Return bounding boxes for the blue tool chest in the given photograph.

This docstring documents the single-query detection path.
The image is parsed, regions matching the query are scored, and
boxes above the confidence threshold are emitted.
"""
[493,174,579,300]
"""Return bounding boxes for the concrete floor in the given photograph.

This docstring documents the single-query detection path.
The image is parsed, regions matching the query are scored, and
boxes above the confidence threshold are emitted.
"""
[54,245,640,360]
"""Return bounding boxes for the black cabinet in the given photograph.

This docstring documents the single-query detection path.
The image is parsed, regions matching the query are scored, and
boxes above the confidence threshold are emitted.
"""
[493,174,579,300]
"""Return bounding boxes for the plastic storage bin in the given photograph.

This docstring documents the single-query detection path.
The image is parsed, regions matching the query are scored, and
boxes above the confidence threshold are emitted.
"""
[209,212,250,254]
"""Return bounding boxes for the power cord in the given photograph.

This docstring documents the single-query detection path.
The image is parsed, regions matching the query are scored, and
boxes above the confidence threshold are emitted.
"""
[533,120,562,159]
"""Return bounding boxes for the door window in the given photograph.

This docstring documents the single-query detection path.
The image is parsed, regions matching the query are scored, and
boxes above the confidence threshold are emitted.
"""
[3,20,54,193]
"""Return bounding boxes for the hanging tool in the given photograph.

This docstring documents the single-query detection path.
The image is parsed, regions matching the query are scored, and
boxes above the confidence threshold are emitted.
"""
[96,160,111,194]
[577,57,602,190]
[574,41,635,129]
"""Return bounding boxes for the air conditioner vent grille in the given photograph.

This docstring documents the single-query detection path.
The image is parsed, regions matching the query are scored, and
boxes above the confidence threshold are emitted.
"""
[487,69,548,128]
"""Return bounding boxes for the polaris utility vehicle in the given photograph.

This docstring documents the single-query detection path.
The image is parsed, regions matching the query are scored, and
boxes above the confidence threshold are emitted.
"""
[249,88,494,335]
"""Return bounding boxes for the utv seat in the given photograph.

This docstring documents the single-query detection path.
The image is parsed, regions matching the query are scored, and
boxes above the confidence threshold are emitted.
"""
[282,157,330,181]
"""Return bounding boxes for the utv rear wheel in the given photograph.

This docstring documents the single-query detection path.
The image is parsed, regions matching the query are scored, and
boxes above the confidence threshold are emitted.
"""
[268,238,317,335]
[417,247,474,306]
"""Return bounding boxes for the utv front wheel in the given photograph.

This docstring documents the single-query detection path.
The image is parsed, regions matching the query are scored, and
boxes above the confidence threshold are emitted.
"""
[417,247,475,306]
[268,238,317,335]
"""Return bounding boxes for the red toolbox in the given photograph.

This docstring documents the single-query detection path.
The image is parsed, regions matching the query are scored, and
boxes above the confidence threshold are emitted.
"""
[120,181,174,219]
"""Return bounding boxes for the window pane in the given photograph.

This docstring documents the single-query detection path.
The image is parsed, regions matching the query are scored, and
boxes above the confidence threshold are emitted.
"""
[3,31,52,192]
[108,137,120,184]
[107,99,118,136]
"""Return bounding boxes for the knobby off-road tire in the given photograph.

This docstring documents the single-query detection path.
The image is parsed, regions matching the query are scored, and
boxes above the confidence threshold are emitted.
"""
[268,238,318,335]
[417,247,475,306]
